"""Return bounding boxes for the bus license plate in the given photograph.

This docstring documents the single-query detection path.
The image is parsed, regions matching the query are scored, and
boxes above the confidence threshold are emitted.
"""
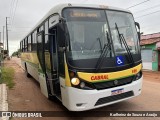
[111,88,124,96]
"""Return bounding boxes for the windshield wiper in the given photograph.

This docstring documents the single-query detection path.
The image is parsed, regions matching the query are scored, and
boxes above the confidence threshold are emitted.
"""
[115,23,134,66]
[95,31,112,72]
[89,37,103,52]
[97,38,103,52]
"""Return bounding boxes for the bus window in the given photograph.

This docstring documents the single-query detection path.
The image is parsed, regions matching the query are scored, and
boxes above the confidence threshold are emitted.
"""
[31,32,34,51]
[20,42,22,52]
[25,38,28,52]
[49,15,59,28]
[37,27,40,33]
[28,35,32,51]
[45,20,49,50]
[44,20,51,71]
[32,31,37,51]
[40,25,44,31]
[21,41,23,52]
[22,40,25,52]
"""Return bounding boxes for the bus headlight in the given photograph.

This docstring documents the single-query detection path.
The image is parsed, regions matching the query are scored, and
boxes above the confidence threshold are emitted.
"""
[69,70,95,90]
[71,78,80,85]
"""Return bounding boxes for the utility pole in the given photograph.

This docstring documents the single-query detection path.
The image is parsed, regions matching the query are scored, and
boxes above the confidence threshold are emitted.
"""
[0,32,1,43]
[6,17,9,56]
[3,26,5,59]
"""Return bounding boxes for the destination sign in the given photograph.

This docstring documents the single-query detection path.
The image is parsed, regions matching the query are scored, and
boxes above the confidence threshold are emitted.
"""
[63,8,106,21]
[70,11,100,18]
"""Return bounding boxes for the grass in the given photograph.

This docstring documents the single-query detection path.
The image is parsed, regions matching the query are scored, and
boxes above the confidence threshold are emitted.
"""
[0,67,15,89]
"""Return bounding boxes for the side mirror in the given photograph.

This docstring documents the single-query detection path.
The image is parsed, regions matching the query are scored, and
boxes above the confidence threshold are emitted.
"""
[59,17,66,23]
[135,22,140,41]
[135,22,140,30]
[137,32,141,41]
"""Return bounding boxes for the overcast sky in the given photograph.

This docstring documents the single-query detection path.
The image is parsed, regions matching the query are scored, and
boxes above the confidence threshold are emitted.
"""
[0,0,160,55]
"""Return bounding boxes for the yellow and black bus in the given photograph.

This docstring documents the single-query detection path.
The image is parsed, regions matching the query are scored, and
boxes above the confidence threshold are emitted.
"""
[20,3,143,111]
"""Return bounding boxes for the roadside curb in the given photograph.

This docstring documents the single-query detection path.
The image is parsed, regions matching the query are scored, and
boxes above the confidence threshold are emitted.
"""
[0,84,9,120]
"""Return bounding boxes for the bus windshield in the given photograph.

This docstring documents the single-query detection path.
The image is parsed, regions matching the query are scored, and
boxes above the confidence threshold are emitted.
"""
[106,11,140,55]
[63,8,140,69]
[63,9,111,60]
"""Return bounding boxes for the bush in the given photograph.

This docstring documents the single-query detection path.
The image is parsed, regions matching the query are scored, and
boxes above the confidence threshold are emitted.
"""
[0,67,15,89]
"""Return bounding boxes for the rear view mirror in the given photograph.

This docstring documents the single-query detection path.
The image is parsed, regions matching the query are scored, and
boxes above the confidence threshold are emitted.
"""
[135,22,140,41]
[135,22,140,30]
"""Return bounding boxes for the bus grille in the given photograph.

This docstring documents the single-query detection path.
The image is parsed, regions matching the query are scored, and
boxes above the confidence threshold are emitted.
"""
[93,76,134,90]
[95,91,134,106]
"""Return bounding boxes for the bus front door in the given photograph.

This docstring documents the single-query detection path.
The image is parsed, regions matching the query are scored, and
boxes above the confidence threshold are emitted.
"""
[44,28,61,99]
[37,29,61,99]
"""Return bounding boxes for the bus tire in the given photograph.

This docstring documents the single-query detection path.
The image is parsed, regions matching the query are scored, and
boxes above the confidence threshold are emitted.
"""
[48,95,56,101]
[25,64,31,78]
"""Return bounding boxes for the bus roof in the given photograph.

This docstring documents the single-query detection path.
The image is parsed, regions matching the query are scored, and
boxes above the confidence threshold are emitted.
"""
[21,3,131,41]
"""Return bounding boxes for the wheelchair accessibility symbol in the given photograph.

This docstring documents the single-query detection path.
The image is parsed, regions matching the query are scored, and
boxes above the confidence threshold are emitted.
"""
[116,56,124,66]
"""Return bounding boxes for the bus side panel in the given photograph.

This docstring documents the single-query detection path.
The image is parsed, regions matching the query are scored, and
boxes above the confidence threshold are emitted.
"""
[60,77,70,107]
[21,53,49,98]
[21,52,39,81]
[21,60,39,81]
[39,72,49,98]
[26,62,39,82]
[21,60,25,70]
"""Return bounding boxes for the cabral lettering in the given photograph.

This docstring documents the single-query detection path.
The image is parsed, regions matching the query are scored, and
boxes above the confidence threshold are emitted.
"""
[132,69,137,74]
[91,75,108,81]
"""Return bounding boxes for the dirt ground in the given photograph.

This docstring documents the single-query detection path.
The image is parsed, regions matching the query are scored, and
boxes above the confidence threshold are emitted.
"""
[4,57,160,120]
[142,70,160,83]
[5,58,68,120]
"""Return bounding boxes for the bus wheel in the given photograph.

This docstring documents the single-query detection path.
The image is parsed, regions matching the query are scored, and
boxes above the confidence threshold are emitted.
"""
[48,94,56,100]
[25,64,31,78]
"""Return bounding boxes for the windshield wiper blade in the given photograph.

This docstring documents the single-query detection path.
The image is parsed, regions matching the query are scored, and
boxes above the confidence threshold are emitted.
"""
[115,23,134,66]
[95,43,111,71]
[89,37,103,52]
[97,38,103,52]
[95,31,112,72]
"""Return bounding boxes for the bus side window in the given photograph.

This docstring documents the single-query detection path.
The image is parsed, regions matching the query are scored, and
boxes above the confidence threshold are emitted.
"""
[44,20,51,71]
[22,40,24,52]
[28,35,32,51]
[49,15,65,77]
[24,39,26,52]
[25,38,28,52]
[32,31,37,51]
[21,41,23,52]
[45,20,49,51]
[20,42,22,52]
[57,25,65,77]
[49,15,59,28]
[48,27,57,72]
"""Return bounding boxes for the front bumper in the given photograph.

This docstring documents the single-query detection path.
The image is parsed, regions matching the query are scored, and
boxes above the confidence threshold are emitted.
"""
[62,77,143,111]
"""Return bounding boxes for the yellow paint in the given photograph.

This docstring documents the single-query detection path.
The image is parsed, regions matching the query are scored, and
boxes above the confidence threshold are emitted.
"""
[44,52,51,70]
[21,52,52,71]
[77,64,142,83]
[21,52,39,65]
[65,62,71,87]
[21,52,142,85]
